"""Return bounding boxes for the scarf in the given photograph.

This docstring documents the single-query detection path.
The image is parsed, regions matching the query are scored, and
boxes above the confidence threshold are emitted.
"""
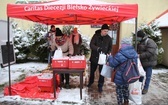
[55,35,67,46]
[73,33,80,44]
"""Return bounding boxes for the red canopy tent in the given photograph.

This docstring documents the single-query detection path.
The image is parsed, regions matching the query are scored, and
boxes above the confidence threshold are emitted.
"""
[6,0,138,96]
[7,0,138,25]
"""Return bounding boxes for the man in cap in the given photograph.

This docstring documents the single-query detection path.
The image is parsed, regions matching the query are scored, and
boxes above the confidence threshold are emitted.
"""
[137,30,158,94]
[87,24,112,93]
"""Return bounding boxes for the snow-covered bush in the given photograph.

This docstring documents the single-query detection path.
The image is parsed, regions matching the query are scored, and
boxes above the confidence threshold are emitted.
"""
[13,22,48,62]
[13,22,31,63]
[13,23,90,63]
[28,23,48,62]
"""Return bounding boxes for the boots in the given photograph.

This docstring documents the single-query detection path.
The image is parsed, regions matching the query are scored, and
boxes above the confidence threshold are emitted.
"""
[123,100,129,105]
[142,89,148,94]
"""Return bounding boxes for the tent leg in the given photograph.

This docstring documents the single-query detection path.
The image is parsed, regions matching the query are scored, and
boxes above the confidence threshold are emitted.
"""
[7,17,11,95]
[135,17,138,51]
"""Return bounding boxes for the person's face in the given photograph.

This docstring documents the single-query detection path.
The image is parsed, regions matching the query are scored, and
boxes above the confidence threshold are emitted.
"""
[51,27,55,32]
[137,37,142,41]
[73,28,78,34]
[101,29,108,36]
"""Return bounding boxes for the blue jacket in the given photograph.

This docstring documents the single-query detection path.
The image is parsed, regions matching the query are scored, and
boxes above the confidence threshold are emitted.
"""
[108,45,138,85]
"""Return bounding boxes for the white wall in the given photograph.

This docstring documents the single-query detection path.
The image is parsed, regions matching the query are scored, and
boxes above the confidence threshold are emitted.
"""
[0,20,13,45]
[161,29,168,67]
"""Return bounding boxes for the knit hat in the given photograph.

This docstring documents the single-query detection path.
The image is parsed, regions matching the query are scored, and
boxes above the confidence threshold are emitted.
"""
[50,25,55,29]
[56,28,63,36]
[101,24,109,30]
[121,38,132,47]
[137,30,145,38]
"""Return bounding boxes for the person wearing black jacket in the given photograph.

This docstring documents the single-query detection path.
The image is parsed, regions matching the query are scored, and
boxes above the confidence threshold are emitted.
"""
[87,24,112,93]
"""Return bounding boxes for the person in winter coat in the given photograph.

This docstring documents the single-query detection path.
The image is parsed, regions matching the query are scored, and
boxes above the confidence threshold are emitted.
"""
[50,28,74,89]
[137,30,158,94]
[87,24,112,93]
[45,25,56,69]
[108,38,138,105]
[70,27,82,55]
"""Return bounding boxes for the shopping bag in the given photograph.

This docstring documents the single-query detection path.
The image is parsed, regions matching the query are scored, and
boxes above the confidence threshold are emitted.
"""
[98,52,106,65]
[53,47,63,59]
[101,64,113,78]
[129,80,142,105]
[137,58,145,77]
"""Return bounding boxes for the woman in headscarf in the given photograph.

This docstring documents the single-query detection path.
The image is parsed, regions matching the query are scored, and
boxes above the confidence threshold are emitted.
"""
[70,27,82,55]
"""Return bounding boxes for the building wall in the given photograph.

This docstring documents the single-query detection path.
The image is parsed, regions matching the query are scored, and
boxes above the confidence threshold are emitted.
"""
[161,29,168,66]
[1,0,168,38]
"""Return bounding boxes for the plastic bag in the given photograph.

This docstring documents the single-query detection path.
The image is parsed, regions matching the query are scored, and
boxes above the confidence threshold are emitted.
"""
[53,47,63,59]
[101,64,113,78]
[98,52,106,65]
[137,58,145,76]
[129,80,142,105]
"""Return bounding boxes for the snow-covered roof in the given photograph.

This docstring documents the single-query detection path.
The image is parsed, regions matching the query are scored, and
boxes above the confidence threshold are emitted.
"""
[153,10,168,28]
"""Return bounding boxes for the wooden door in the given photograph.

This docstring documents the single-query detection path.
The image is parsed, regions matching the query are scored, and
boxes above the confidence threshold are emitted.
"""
[109,23,120,55]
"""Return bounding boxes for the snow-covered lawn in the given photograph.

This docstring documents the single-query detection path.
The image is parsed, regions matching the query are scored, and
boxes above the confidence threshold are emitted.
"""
[0,62,88,105]
[0,62,168,105]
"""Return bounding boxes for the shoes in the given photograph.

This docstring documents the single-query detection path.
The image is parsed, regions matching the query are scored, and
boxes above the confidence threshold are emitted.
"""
[65,84,70,89]
[142,89,148,94]
[60,82,64,87]
[87,83,93,88]
[98,87,103,93]
[123,100,129,105]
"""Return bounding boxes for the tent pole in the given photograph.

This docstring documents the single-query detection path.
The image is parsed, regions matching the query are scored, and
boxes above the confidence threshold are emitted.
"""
[135,17,138,51]
[7,17,12,95]
[111,24,113,55]
[47,24,49,32]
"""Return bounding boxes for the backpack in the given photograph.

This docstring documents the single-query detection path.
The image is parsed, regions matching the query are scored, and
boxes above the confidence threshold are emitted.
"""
[145,38,158,55]
[122,59,140,84]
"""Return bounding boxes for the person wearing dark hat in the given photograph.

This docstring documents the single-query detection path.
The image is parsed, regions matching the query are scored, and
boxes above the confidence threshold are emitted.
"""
[50,28,74,89]
[87,24,112,93]
[137,30,158,94]
[45,25,56,69]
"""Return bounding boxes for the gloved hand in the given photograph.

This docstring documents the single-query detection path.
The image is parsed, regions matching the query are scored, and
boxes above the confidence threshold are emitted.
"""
[97,47,102,53]
[107,55,113,63]
[106,55,113,67]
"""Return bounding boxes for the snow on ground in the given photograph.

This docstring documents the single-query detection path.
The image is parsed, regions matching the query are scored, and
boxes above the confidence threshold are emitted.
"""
[0,62,168,105]
[0,62,88,105]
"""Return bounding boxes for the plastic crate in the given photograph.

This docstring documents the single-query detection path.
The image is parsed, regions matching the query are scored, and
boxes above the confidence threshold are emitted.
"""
[52,59,69,68]
[37,73,60,87]
[38,86,53,93]
[37,73,53,87]
[69,60,86,69]
[38,78,53,87]
[69,56,86,69]
[38,74,60,93]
